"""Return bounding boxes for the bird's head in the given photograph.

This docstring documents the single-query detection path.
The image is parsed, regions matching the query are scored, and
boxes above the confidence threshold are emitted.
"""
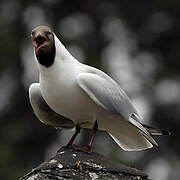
[31,26,56,67]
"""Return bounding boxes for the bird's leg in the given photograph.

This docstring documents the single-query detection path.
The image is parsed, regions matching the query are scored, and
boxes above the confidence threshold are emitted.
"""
[87,120,98,149]
[57,125,80,153]
[73,120,98,153]
[66,125,80,147]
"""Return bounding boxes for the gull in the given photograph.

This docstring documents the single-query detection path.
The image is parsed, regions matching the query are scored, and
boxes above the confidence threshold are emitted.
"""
[29,26,170,153]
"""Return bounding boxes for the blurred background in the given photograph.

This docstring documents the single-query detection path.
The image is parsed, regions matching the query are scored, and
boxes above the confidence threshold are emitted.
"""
[0,0,179,179]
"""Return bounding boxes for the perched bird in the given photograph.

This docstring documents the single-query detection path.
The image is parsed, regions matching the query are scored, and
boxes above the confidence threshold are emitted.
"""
[29,26,170,153]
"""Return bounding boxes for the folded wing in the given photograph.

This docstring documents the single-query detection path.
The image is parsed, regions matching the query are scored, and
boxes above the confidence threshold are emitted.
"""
[29,83,75,129]
[77,70,159,150]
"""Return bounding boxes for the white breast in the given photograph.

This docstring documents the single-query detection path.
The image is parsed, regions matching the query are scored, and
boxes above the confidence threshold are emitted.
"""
[39,61,99,127]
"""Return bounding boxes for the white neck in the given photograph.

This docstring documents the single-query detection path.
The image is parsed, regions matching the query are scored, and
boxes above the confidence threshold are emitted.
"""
[37,33,80,78]
[54,34,78,63]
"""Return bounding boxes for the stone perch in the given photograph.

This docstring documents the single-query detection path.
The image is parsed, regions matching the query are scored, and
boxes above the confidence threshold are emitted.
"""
[19,149,149,180]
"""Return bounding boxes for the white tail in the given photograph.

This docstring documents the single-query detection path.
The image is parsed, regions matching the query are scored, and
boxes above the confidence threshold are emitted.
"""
[103,116,154,151]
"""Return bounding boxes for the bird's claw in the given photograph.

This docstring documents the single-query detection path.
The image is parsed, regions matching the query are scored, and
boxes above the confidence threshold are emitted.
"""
[72,144,92,154]
[57,144,74,153]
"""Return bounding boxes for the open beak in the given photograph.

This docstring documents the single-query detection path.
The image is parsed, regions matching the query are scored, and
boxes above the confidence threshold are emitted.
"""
[33,35,47,53]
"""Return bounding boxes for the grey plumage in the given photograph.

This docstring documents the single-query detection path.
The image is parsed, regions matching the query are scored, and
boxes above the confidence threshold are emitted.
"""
[77,67,137,119]
[142,124,171,136]
[77,67,158,147]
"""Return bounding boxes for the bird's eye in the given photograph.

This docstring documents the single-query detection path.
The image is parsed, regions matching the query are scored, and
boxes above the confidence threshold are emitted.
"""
[31,30,35,36]
[47,31,52,36]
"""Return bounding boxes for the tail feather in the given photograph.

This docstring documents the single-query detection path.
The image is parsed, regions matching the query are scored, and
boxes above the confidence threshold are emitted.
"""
[101,116,154,151]
[143,124,171,136]
[130,113,158,148]
[108,132,153,151]
[101,113,170,151]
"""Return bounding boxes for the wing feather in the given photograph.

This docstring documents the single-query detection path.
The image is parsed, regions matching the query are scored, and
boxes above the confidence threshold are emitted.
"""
[77,71,157,147]
[77,72,137,120]
[29,83,74,128]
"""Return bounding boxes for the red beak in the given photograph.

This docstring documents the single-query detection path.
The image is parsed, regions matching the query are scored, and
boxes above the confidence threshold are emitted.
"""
[33,35,47,52]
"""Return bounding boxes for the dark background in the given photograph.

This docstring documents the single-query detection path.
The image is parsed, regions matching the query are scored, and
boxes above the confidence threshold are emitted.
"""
[0,1,179,179]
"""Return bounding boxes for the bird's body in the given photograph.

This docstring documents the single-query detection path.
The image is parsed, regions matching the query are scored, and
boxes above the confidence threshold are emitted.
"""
[38,46,97,128]
[29,26,170,152]
[40,63,98,128]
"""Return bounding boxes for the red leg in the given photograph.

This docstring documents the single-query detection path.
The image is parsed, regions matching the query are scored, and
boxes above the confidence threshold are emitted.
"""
[73,120,98,153]
[57,125,80,153]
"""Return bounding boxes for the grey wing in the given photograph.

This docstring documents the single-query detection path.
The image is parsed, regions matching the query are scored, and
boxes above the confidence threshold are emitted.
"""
[77,69,137,120]
[29,83,75,129]
[77,70,158,147]
[142,124,171,136]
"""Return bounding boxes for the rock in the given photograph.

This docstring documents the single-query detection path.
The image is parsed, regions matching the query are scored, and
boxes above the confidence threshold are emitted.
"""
[19,149,149,180]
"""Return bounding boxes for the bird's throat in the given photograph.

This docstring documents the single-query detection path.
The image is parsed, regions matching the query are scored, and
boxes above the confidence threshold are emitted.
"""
[36,40,56,68]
